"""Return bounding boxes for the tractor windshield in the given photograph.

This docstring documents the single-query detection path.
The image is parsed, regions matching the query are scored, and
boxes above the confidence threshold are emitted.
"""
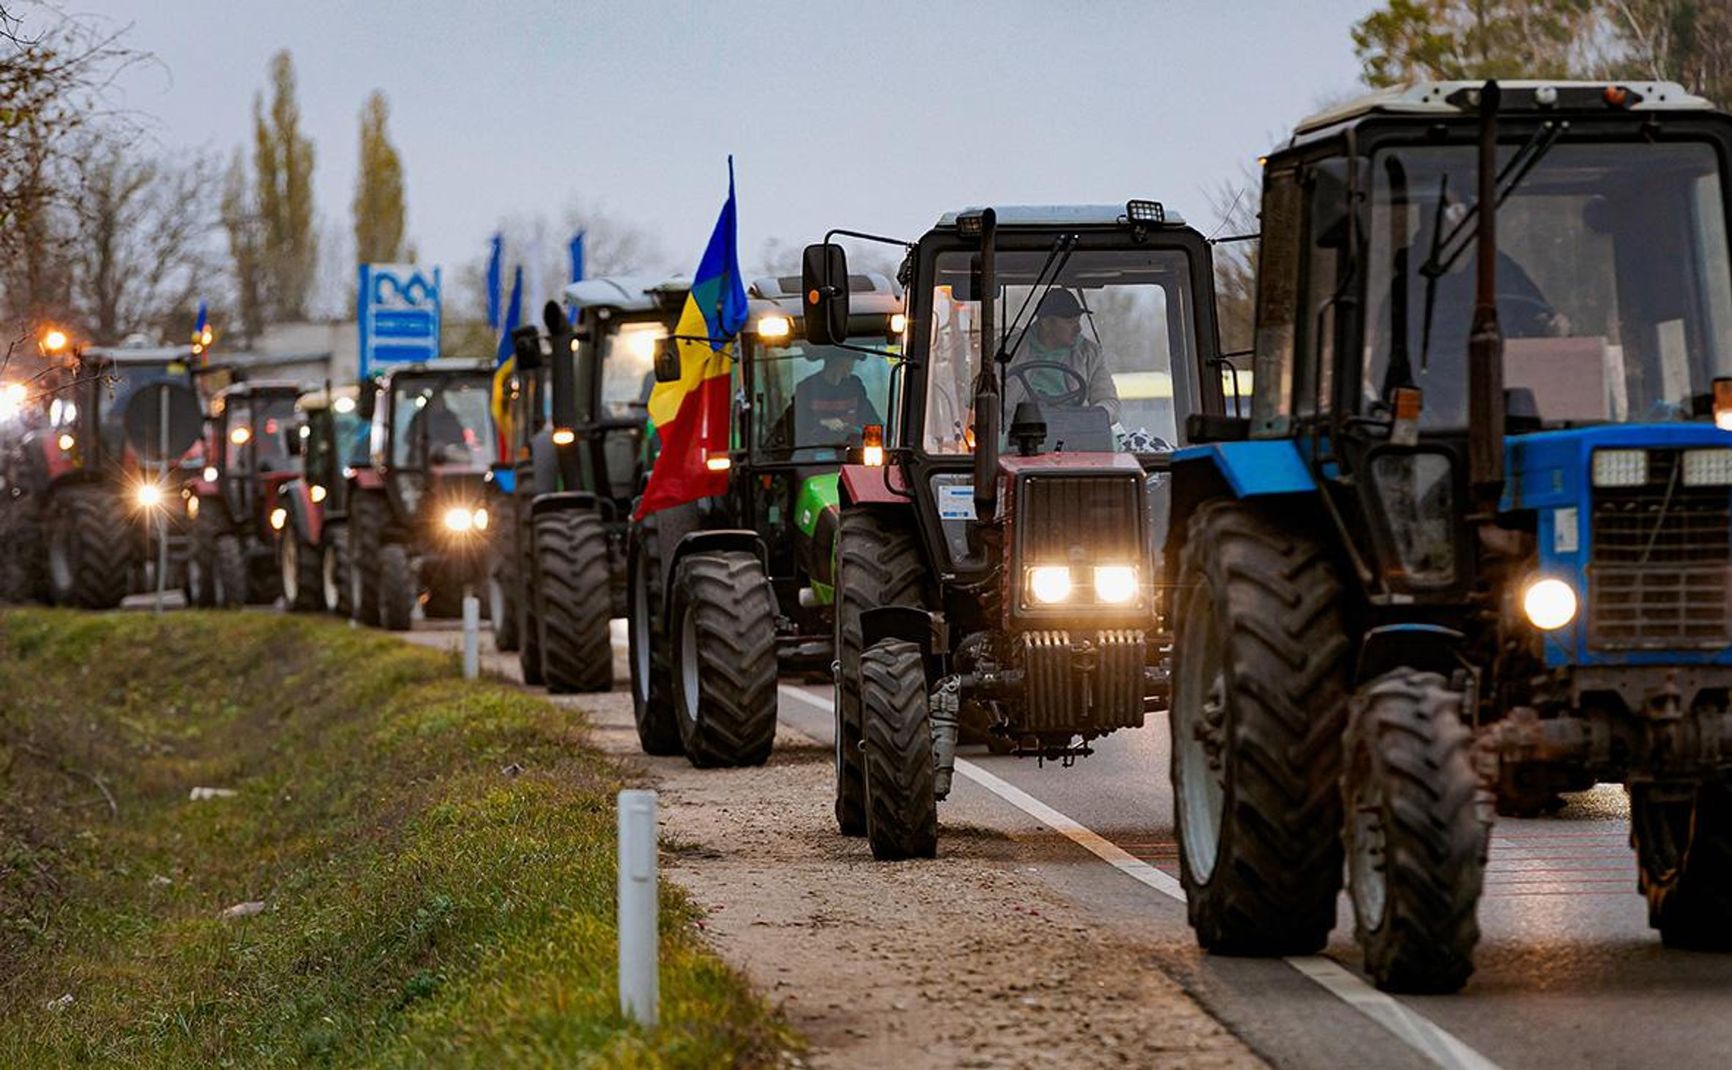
[599,319,668,419]
[750,335,898,460]
[1366,140,1732,426]
[391,376,492,470]
[98,359,191,454]
[922,247,1192,455]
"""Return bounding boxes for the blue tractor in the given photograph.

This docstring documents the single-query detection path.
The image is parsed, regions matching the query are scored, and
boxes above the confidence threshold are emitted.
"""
[1166,80,1732,993]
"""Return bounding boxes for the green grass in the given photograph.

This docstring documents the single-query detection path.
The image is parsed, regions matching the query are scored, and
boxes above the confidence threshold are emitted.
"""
[0,610,795,1068]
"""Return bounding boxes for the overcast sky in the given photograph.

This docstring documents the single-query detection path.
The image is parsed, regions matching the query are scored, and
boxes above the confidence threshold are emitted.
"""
[68,0,1376,301]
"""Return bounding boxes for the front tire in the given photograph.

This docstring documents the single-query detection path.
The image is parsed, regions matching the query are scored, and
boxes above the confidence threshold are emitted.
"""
[536,509,613,693]
[628,509,683,755]
[46,485,130,609]
[378,542,415,631]
[349,492,385,626]
[1169,499,1349,956]
[1344,670,1488,993]
[1634,783,1732,949]
[860,638,937,860]
[322,522,351,615]
[833,509,928,836]
[213,533,247,610]
[281,529,322,612]
[488,518,520,652]
[670,550,778,768]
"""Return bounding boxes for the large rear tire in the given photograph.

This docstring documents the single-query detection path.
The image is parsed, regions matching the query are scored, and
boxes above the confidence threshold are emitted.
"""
[1634,783,1732,949]
[860,638,938,860]
[833,509,929,836]
[378,542,415,631]
[185,499,219,608]
[45,485,130,609]
[0,491,45,604]
[536,509,613,693]
[1344,670,1488,993]
[628,508,683,755]
[670,550,778,768]
[1169,499,1349,956]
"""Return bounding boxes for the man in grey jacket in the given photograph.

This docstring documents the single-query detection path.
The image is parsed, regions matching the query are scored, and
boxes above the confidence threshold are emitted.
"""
[1004,289,1121,425]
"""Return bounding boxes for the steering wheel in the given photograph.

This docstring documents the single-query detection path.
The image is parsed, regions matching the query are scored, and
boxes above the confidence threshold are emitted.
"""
[1009,361,1090,408]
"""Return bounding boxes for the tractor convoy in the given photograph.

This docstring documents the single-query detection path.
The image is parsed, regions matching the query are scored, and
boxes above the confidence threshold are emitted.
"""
[11,75,1732,1001]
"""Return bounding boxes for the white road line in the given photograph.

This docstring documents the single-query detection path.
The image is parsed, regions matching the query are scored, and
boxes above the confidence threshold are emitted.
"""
[777,684,1505,1070]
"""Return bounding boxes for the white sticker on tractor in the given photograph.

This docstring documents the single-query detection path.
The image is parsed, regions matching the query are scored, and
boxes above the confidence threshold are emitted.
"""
[937,484,977,521]
[1554,506,1579,554]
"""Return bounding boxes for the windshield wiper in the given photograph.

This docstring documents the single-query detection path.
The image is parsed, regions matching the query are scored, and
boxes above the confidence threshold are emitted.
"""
[1416,120,1568,371]
[996,234,1079,369]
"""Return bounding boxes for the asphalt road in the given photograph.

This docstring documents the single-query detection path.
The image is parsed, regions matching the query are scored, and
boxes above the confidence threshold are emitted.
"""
[773,681,1732,1070]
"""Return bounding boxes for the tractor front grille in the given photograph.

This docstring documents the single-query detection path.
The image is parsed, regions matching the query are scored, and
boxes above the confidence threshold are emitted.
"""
[1589,449,1732,650]
[1017,474,1143,563]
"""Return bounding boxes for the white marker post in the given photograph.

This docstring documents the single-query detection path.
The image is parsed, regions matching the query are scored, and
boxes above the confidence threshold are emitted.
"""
[617,789,659,1026]
[461,589,480,679]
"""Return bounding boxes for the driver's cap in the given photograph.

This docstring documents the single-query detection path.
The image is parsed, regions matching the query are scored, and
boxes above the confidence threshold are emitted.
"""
[1035,290,1084,319]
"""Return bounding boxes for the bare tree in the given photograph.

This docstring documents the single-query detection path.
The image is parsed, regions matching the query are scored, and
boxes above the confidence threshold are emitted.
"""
[67,137,219,345]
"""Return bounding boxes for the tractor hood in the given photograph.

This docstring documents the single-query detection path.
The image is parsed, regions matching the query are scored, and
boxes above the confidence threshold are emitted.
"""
[1501,423,1732,512]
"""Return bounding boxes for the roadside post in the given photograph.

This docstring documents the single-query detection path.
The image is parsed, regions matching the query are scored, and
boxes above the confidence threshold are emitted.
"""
[461,587,480,679]
[617,789,659,1026]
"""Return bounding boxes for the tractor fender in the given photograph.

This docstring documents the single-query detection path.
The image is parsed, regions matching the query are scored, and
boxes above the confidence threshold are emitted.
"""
[528,429,561,497]
[350,467,386,492]
[280,480,320,546]
[1356,623,1465,685]
[36,435,80,483]
[838,462,911,508]
[1164,441,1319,592]
[861,605,935,657]
[660,528,767,626]
[530,490,603,519]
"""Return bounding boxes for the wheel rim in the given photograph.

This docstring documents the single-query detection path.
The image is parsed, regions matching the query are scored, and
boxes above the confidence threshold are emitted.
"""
[322,544,340,610]
[1174,589,1227,883]
[281,537,299,604]
[47,522,73,595]
[1349,762,1390,929]
[488,574,507,635]
[187,557,203,602]
[631,557,651,703]
[679,603,700,726]
[350,552,364,618]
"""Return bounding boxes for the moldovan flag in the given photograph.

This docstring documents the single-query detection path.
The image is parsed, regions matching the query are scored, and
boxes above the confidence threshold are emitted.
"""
[635,159,749,519]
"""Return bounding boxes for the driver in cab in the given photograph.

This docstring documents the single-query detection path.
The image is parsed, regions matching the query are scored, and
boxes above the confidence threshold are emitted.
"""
[407,391,469,464]
[783,350,882,447]
[1004,289,1121,424]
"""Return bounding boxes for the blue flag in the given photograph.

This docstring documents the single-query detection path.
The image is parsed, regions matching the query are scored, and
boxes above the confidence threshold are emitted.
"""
[495,265,523,367]
[690,157,748,350]
[194,299,208,335]
[485,233,504,331]
[569,230,586,285]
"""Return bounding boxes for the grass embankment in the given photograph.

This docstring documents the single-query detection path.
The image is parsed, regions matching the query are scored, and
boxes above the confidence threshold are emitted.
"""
[0,610,793,1068]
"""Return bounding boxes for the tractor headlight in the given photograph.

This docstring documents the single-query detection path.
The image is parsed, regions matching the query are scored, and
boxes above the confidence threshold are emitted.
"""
[1522,577,1578,631]
[134,482,164,509]
[443,506,479,533]
[186,494,200,520]
[1592,449,1648,486]
[1027,565,1073,604]
[269,507,287,531]
[309,484,327,503]
[1683,448,1732,486]
[57,433,75,452]
[1093,565,1138,605]
[474,507,489,531]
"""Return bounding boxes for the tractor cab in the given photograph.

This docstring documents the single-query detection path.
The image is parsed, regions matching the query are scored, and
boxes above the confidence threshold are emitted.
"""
[274,384,368,613]
[1165,80,1732,993]
[803,202,1223,858]
[185,380,302,607]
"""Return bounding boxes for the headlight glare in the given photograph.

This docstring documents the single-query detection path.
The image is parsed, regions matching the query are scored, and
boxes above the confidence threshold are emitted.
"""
[443,506,476,533]
[1522,577,1578,631]
[1093,565,1138,604]
[1028,565,1073,604]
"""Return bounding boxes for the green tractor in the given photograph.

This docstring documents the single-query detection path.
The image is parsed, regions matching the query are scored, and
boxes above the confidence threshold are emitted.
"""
[627,273,905,765]
[1167,79,1732,993]
[491,276,688,690]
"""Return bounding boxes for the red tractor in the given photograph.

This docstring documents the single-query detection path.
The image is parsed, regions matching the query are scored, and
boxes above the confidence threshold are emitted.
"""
[806,202,1225,858]
[184,381,304,608]
[276,384,369,613]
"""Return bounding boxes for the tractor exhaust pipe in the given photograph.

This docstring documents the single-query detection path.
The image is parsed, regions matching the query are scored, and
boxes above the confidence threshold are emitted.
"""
[544,300,580,488]
[1468,80,1505,506]
[973,208,1000,523]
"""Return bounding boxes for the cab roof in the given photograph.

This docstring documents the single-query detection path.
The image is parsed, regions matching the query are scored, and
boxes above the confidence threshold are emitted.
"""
[563,274,691,314]
[213,379,302,401]
[747,273,903,328]
[934,203,1187,229]
[83,344,197,364]
[295,383,359,412]
[377,358,493,380]
[1294,80,1715,138]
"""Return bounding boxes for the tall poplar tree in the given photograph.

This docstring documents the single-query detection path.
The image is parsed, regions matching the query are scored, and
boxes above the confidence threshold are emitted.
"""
[352,90,406,265]
[253,50,316,322]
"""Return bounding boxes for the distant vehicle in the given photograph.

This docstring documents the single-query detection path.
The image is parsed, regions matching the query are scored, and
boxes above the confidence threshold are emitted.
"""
[276,384,368,613]
[184,381,304,608]
[348,360,496,630]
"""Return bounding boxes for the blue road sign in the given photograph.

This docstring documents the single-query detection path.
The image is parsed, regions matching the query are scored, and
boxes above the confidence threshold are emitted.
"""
[358,264,442,378]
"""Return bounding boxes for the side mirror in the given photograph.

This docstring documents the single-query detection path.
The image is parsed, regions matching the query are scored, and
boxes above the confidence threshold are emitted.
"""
[512,325,543,371]
[801,242,850,346]
[541,299,567,336]
[654,338,682,384]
